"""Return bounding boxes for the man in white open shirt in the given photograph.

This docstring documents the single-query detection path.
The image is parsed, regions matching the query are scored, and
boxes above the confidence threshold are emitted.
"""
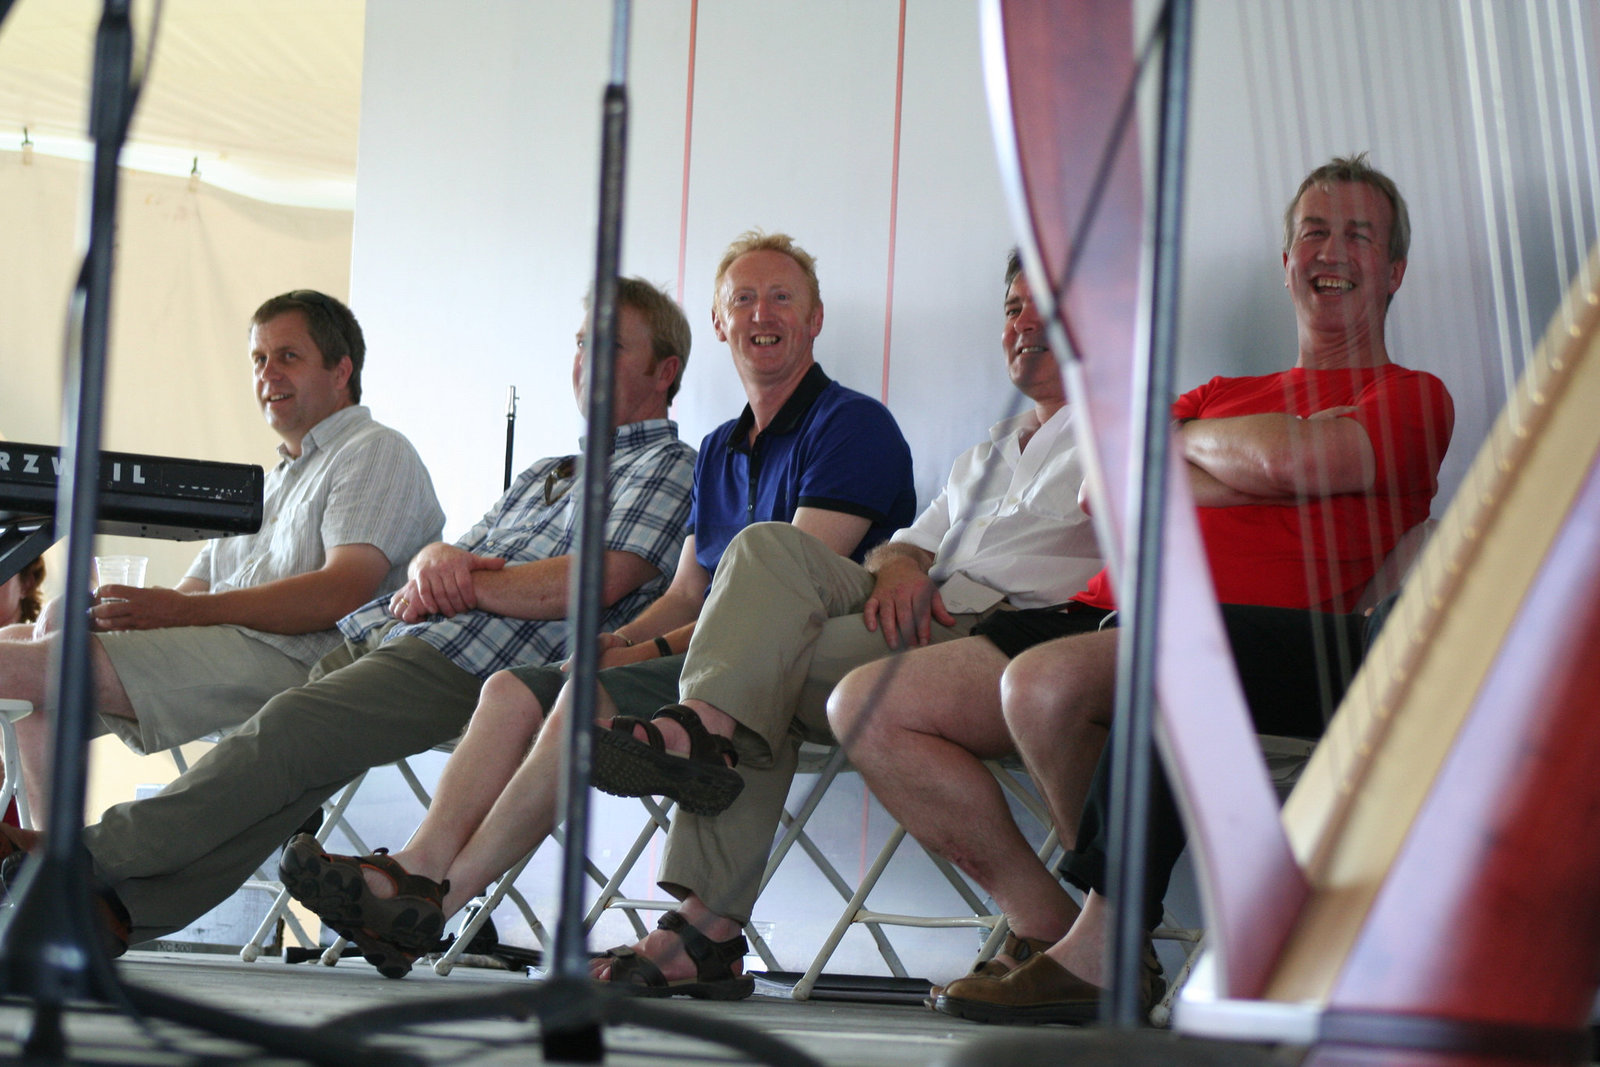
[584,250,1104,992]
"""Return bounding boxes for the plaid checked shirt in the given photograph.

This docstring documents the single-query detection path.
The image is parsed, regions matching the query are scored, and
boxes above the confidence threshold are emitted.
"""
[338,419,695,680]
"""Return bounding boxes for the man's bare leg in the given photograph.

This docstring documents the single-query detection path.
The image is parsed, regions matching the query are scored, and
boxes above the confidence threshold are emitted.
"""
[1002,634,1144,993]
[367,671,551,897]
[357,676,605,911]
[829,636,1080,955]
[361,676,624,917]
[5,634,135,822]
[1000,629,1117,841]
[1046,889,1111,985]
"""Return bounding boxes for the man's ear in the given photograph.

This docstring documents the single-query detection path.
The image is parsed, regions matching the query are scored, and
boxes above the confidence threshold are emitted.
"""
[1387,256,1407,295]
[653,355,681,393]
[333,355,354,395]
[807,300,824,338]
[711,306,729,343]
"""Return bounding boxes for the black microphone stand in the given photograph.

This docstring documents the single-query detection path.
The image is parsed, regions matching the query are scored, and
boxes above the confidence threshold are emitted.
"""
[504,386,518,492]
[0,4,402,1062]
[1103,0,1194,1030]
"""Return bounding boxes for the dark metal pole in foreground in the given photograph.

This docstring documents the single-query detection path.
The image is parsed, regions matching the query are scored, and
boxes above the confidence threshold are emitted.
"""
[544,0,632,1060]
[1103,0,1193,1030]
[0,4,138,1052]
[0,7,407,1064]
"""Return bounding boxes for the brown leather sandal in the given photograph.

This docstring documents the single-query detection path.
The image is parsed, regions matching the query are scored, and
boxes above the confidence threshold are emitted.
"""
[592,704,744,816]
[279,832,449,977]
[597,911,755,1000]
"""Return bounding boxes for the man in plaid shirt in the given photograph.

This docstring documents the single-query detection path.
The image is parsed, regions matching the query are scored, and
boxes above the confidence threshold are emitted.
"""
[274,230,919,978]
[56,278,698,950]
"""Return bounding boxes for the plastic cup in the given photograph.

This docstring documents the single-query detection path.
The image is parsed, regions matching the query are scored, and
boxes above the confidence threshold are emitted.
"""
[94,555,148,595]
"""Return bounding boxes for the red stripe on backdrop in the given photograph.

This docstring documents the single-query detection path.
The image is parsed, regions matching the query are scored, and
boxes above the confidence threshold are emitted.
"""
[879,0,908,403]
[675,0,700,306]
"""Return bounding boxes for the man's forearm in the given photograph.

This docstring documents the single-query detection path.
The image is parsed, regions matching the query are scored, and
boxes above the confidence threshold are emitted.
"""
[1182,413,1375,499]
[1186,461,1271,508]
[170,569,382,634]
[611,588,702,642]
[471,551,658,621]
[470,556,571,620]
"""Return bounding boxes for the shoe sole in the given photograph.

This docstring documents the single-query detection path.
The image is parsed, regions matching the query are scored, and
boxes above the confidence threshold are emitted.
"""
[327,919,419,980]
[593,727,744,816]
[931,990,1098,1026]
[931,974,1168,1026]
[622,976,756,1001]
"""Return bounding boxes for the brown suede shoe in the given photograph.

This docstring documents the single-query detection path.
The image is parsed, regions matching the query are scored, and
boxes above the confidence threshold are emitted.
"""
[933,943,1166,1026]
[926,931,1056,1004]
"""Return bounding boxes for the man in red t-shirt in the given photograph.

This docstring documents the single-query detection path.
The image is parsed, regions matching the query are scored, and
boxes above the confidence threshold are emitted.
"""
[830,154,1454,1024]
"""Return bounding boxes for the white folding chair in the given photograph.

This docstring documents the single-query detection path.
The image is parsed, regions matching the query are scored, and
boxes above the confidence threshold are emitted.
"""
[160,737,371,960]
[788,752,1060,999]
[583,742,1046,994]
[0,698,35,829]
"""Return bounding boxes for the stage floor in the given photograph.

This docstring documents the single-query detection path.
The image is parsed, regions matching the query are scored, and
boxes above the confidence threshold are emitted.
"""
[0,947,1277,1066]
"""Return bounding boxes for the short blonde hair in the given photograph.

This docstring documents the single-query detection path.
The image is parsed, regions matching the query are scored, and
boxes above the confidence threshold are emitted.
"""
[712,230,821,313]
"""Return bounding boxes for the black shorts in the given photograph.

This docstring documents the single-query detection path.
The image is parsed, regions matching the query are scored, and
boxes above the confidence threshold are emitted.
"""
[970,602,1116,659]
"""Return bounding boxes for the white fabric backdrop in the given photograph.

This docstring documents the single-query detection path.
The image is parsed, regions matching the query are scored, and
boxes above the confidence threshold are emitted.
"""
[1,153,352,819]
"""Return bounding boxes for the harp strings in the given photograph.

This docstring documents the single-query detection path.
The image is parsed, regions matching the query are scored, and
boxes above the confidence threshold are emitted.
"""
[1288,0,1599,877]
[1209,1,1599,834]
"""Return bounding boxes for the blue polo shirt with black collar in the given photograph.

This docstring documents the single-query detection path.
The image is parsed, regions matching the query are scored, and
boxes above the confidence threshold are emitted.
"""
[689,363,916,578]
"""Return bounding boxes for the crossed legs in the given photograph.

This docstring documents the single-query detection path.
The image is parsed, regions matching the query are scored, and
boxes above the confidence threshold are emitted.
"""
[1000,629,1120,985]
[828,633,1101,959]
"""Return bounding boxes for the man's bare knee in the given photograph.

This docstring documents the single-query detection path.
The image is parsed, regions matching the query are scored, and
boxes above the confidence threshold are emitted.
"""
[1001,631,1116,742]
[827,661,905,752]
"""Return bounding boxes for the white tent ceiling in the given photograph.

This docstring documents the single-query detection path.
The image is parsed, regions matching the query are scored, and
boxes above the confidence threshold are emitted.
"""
[0,0,363,208]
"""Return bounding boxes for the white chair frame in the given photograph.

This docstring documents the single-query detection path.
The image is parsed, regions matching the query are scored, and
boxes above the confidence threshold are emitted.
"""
[0,698,35,830]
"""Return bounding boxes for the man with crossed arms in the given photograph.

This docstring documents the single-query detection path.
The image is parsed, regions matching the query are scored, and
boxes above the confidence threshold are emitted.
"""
[832,154,1454,1024]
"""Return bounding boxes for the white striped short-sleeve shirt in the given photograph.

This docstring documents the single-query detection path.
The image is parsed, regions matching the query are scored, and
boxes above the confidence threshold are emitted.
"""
[186,405,444,665]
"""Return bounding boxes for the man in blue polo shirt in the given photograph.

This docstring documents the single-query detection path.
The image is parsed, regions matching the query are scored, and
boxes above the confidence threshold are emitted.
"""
[280,230,916,977]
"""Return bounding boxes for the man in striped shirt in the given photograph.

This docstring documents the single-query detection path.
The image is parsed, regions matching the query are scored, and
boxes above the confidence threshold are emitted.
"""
[1,291,444,822]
